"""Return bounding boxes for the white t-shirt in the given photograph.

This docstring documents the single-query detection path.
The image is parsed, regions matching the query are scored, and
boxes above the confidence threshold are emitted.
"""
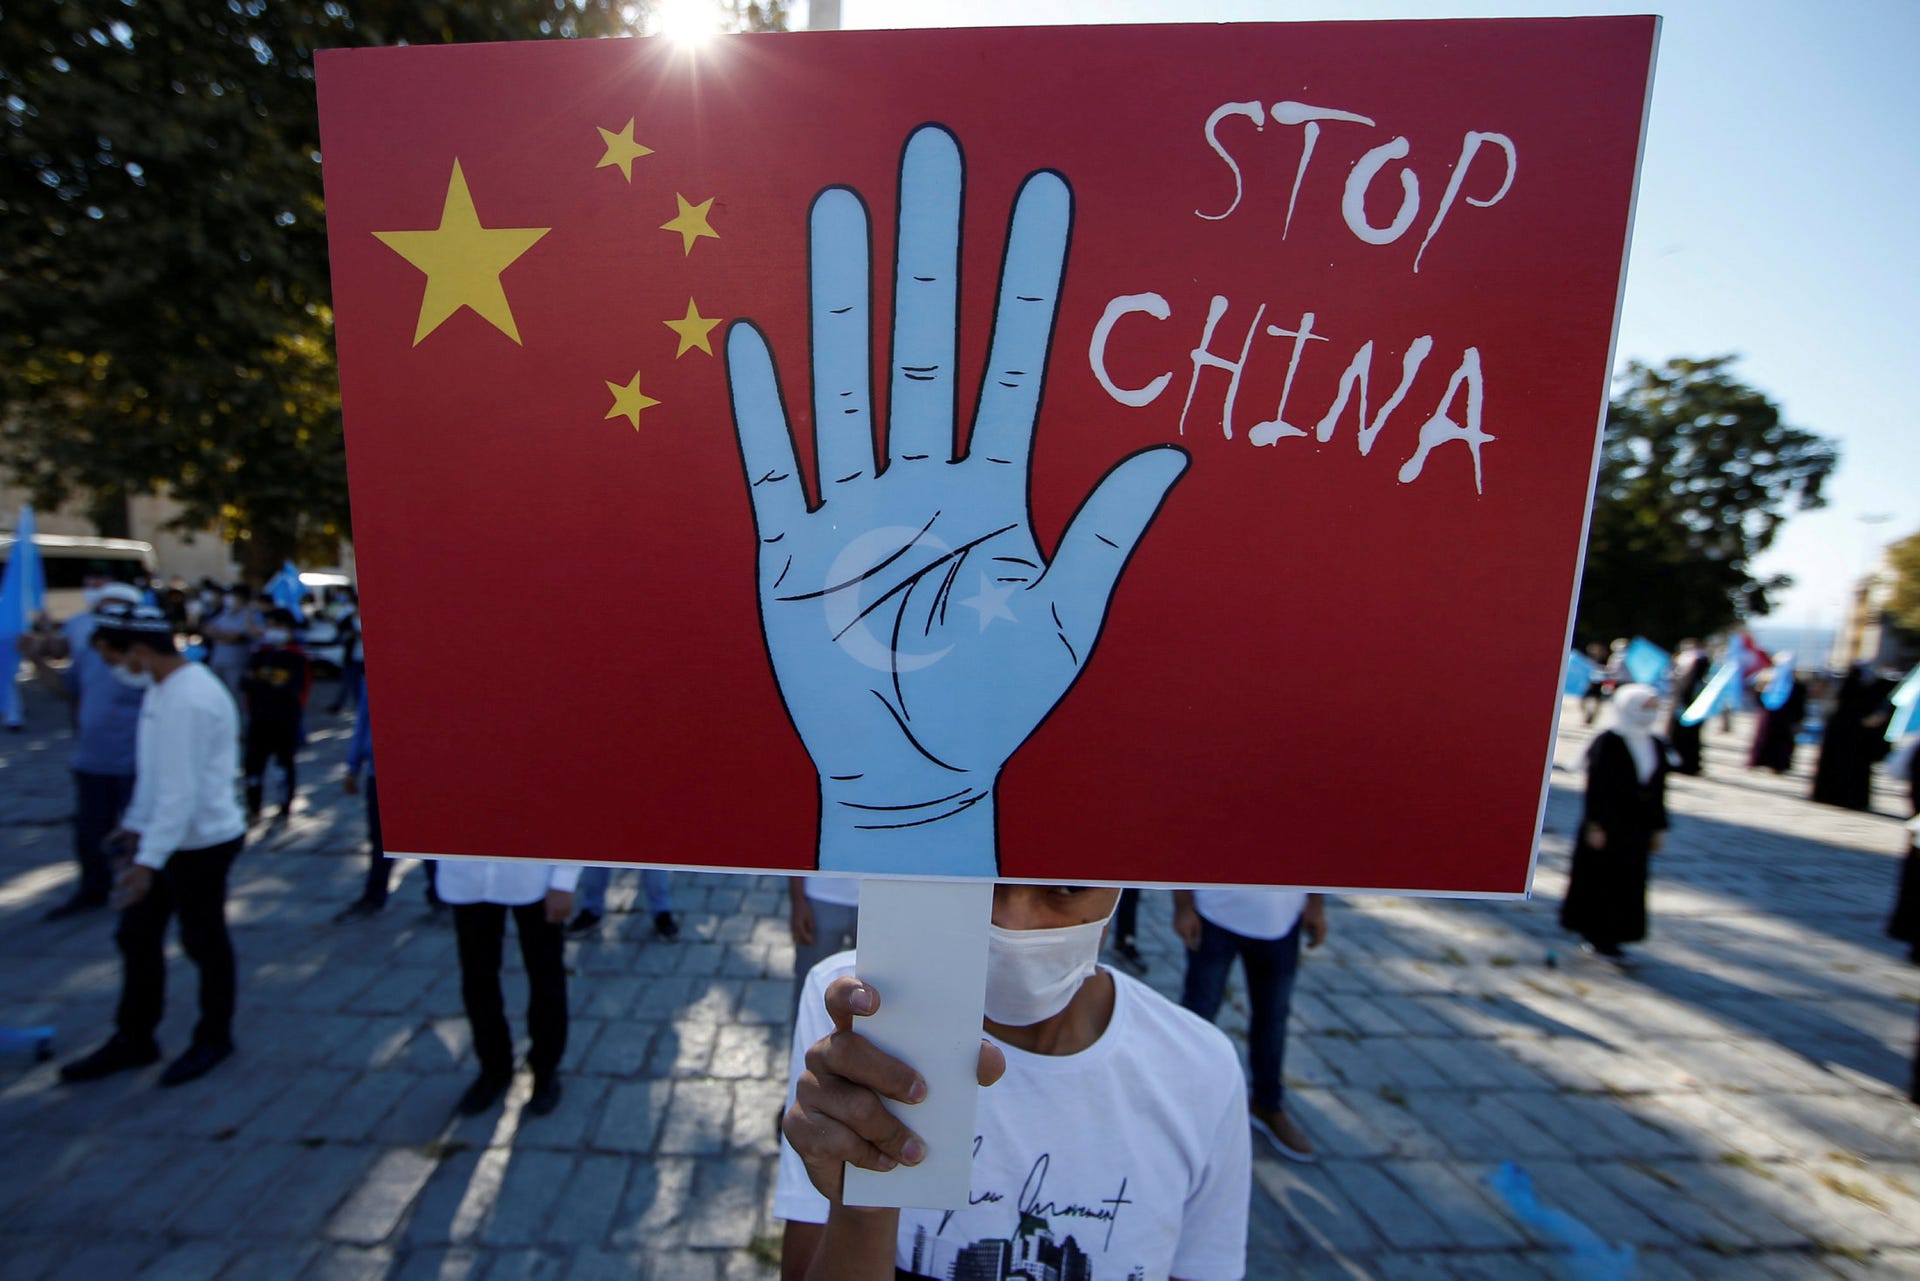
[802,875,860,908]
[1192,889,1306,941]
[125,663,246,868]
[776,952,1250,1281]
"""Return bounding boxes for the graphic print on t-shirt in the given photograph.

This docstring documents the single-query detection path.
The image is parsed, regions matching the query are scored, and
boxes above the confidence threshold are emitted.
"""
[901,1145,1141,1281]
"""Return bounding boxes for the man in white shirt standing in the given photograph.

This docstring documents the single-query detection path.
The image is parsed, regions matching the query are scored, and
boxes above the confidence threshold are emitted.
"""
[60,603,248,1088]
[435,857,579,1118]
[1173,888,1329,1162]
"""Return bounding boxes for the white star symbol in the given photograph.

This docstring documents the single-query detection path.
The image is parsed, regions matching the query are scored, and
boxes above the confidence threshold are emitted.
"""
[958,573,1018,632]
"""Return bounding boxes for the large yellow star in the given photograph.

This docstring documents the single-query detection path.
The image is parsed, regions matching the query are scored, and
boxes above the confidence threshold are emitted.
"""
[661,194,719,256]
[605,370,661,430]
[595,118,654,182]
[664,298,721,358]
[373,161,550,346]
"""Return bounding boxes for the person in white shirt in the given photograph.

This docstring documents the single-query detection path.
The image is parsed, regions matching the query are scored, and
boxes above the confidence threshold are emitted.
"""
[59,603,248,1088]
[776,884,1250,1281]
[436,857,579,1118]
[1173,888,1329,1163]
[786,875,859,1016]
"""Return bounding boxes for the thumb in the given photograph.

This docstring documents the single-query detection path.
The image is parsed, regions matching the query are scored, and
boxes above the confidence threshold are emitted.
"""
[1043,445,1188,661]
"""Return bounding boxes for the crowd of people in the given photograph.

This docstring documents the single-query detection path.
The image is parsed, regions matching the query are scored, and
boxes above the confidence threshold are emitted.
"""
[10,577,1920,1275]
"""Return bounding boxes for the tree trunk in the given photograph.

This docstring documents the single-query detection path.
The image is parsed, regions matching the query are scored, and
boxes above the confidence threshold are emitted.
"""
[89,487,132,539]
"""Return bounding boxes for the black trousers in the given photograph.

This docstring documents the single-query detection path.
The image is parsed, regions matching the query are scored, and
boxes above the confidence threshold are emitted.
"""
[357,778,439,907]
[73,770,136,902]
[453,900,568,1079]
[1115,887,1141,941]
[243,722,298,813]
[115,836,243,1049]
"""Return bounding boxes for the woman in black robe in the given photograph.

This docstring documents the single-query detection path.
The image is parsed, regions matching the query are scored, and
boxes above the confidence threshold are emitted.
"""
[1562,684,1670,959]
[1811,668,1892,810]
[1747,673,1808,773]
[1664,647,1711,775]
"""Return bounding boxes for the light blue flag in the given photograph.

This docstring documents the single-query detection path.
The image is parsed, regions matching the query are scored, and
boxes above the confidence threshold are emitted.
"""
[1623,636,1670,688]
[1889,665,1920,743]
[1680,634,1751,727]
[1761,653,1796,712]
[1485,1162,1636,1281]
[0,505,47,635]
[1564,649,1601,696]
[266,560,307,620]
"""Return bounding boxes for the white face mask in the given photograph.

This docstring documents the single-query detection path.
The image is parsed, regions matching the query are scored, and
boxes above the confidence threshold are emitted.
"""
[982,908,1114,1028]
[110,664,154,691]
[262,628,291,645]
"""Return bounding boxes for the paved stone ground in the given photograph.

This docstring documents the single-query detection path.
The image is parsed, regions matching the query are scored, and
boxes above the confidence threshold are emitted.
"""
[1,672,1917,1280]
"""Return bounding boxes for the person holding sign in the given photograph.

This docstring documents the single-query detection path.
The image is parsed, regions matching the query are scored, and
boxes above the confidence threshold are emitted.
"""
[776,884,1250,1281]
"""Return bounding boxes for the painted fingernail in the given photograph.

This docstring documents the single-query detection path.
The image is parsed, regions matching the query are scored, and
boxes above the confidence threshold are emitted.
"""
[907,1076,928,1103]
[849,986,874,1015]
[901,1138,926,1165]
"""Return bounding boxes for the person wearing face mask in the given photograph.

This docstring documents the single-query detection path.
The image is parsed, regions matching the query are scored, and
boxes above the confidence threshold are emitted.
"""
[240,608,311,822]
[21,581,148,918]
[775,884,1251,1281]
[203,584,262,706]
[59,603,247,1087]
[1560,683,1671,963]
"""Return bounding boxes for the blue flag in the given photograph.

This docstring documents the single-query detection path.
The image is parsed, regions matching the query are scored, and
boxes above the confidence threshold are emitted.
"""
[1760,654,1796,712]
[1564,649,1600,696]
[1680,633,1752,726]
[1,505,47,635]
[1623,636,1670,688]
[1889,665,1920,744]
[265,560,307,621]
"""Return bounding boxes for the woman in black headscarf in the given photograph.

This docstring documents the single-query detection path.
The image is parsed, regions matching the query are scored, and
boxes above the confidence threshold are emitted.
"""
[1748,665,1809,774]
[1562,685,1670,961]
[1811,667,1892,810]
[1664,643,1712,775]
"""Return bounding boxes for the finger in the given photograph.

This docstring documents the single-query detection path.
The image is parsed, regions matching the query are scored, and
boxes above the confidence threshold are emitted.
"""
[1044,445,1189,661]
[887,125,962,466]
[784,1101,906,1174]
[800,1071,925,1160]
[809,186,876,495]
[822,975,880,1034]
[808,1027,925,1105]
[977,1040,1007,1088]
[967,169,1071,471]
[725,322,807,541]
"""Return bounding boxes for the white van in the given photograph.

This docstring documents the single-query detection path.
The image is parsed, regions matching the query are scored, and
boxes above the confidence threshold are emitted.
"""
[0,534,159,621]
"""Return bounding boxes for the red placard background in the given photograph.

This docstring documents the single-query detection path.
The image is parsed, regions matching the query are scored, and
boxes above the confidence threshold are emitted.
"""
[316,19,1656,893]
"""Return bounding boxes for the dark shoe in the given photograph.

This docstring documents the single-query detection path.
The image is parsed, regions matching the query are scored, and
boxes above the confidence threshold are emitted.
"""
[652,911,679,940]
[43,893,110,922]
[565,910,602,937]
[333,900,384,923]
[1113,938,1148,976]
[158,1041,232,1087]
[525,1075,563,1117]
[1250,1102,1318,1163]
[456,1070,512,1116]
[60,1035,161,1083]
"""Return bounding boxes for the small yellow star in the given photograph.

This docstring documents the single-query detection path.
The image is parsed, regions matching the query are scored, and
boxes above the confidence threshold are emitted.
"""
[605,370,661,430]
[595,118,655,182]
[664,298,721,358]
[660,193,719,256]
[373,160,550,345]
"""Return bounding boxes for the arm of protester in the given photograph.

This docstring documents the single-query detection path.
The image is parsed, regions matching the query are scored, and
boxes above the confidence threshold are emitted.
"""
[1172,889,1203,950]
[789,878,816,946]
[1302,893,1329,948]
[779,975,1007,1281]
[544,863,580,925]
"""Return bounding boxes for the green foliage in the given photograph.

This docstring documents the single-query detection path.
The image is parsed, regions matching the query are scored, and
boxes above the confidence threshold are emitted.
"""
[1577,356,1837,647]
[1886,530,1920,637]
[1,0,783,578]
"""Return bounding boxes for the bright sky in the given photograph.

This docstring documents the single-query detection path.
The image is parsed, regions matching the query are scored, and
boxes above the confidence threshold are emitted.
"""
[832,0,1920,634]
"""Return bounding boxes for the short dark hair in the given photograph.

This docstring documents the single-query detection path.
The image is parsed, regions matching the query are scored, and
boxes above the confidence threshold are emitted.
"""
[264,607,299,630]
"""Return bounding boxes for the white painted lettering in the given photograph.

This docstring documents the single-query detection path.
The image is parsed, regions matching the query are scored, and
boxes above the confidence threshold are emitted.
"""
[1088,293,1174,408]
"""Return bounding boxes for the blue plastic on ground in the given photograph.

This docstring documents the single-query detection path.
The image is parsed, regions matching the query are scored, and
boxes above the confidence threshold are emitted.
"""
[1485,1160,1637,1280]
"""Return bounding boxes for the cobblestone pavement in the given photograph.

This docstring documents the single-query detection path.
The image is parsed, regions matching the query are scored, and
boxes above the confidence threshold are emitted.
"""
[2,673,1917,1280]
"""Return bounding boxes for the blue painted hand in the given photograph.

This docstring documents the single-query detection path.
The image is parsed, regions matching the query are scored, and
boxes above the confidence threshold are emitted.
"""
[726,125,1188,877]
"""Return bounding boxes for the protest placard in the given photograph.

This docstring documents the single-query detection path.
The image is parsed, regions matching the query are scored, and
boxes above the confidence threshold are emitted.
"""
[318,17,1657,894]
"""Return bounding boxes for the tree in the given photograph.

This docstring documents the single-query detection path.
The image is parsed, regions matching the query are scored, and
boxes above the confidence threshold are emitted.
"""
[1577,356,1837,648]
[1887,530,1920,637]
[1,0,782,579]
